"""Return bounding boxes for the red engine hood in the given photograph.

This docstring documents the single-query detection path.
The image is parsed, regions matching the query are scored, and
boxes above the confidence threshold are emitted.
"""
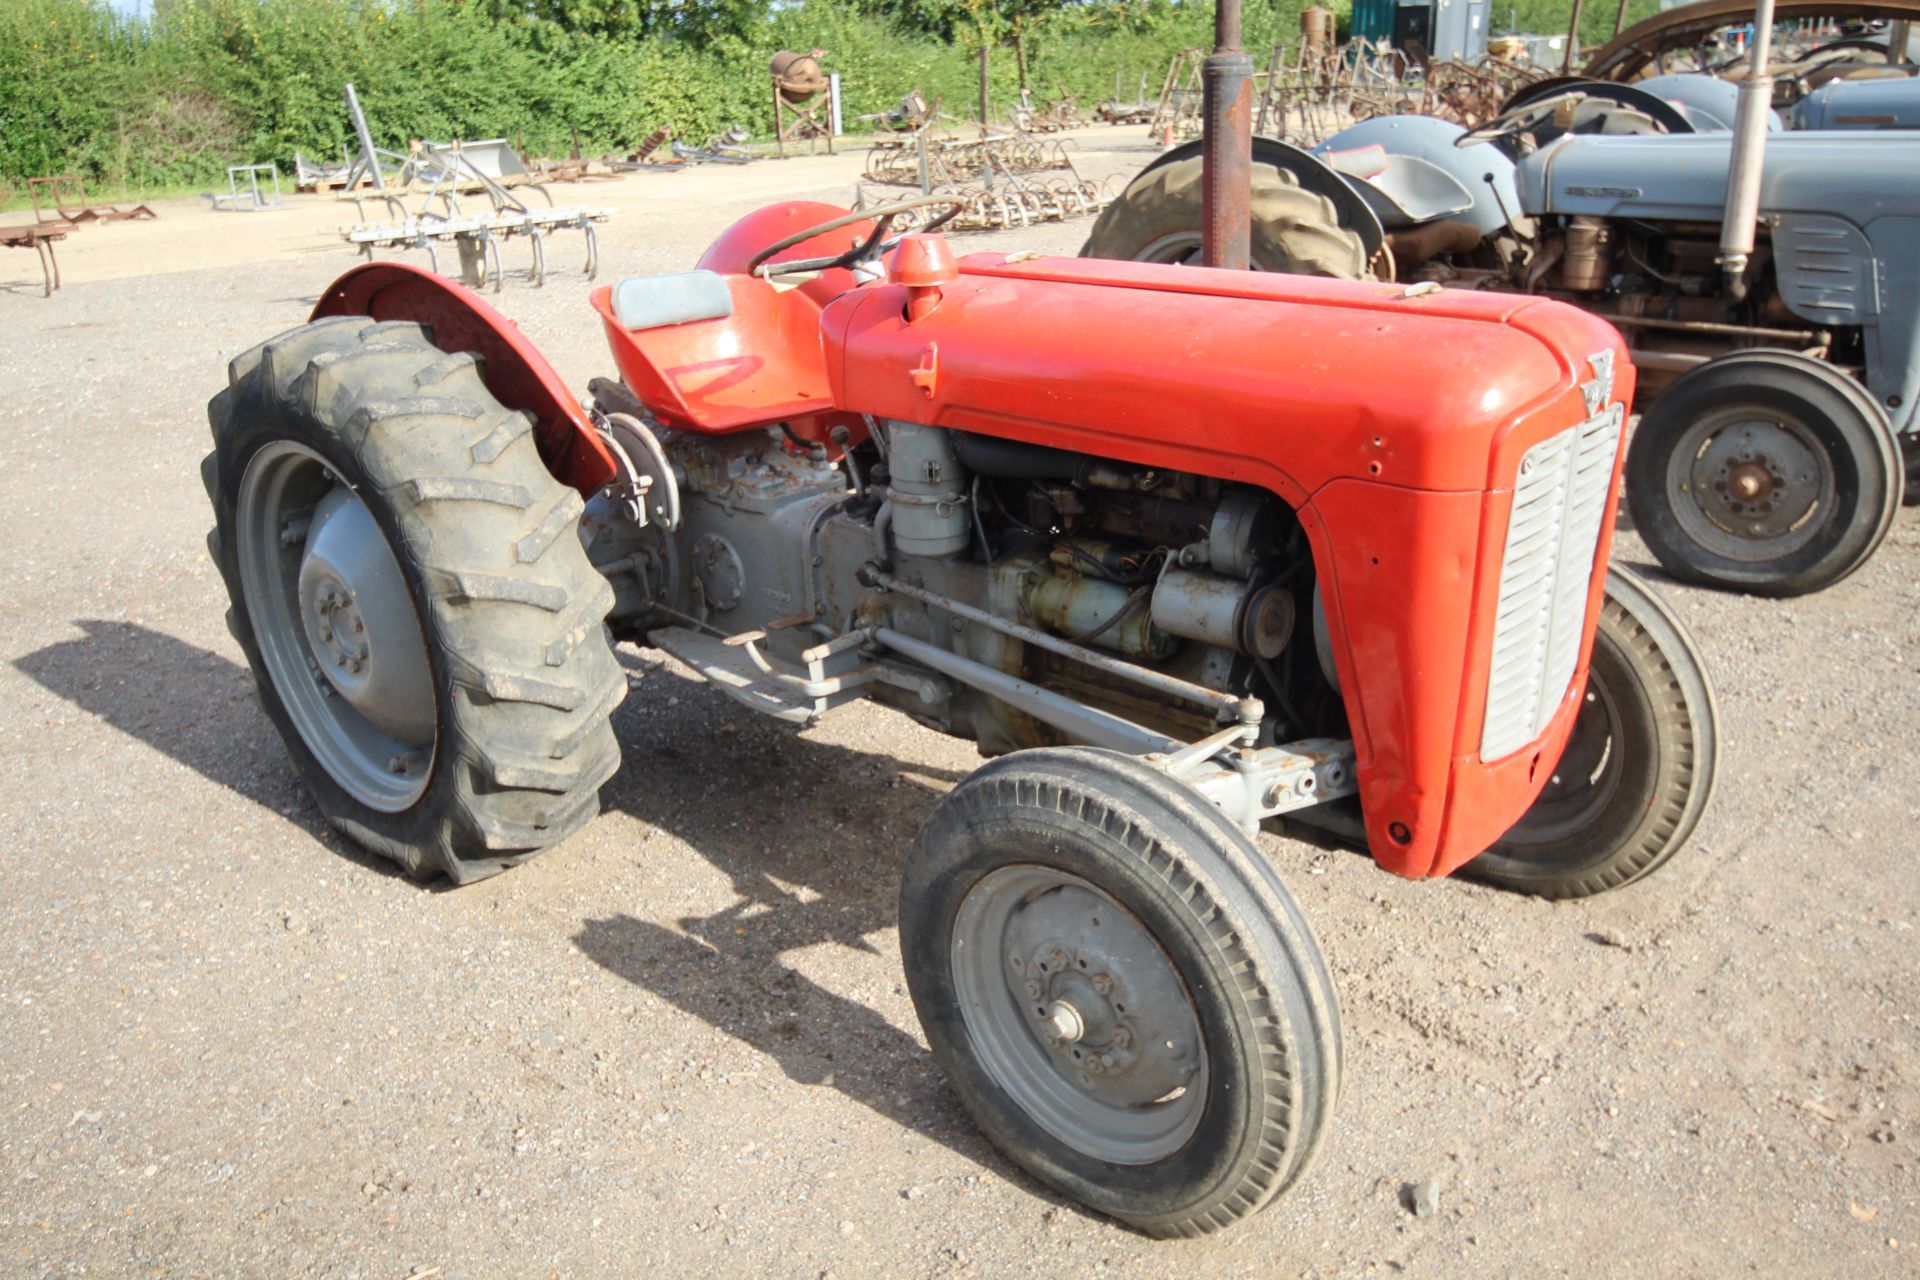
[824,254,1633,878]
[824,253,1582,503]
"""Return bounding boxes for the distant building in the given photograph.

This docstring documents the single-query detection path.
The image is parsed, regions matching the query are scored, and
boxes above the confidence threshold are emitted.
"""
[1351,0,1493,62]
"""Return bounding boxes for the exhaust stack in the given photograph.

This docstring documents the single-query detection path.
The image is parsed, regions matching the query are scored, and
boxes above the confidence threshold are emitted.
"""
[1718,0,1777,300]
[1201,0,1253,269]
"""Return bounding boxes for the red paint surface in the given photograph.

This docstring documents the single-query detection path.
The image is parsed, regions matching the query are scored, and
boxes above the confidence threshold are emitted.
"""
[327,216,1639,881]
[311,262,617,494]
[815,253,1631,878]
[592,201,877,446]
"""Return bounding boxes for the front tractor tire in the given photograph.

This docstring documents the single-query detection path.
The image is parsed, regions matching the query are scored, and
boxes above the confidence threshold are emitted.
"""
[204,317,624,883]
[1079,152,1371,278]
[900,748,1342,1236]
[1473,566,1718,899]
[1625,350,1902,597]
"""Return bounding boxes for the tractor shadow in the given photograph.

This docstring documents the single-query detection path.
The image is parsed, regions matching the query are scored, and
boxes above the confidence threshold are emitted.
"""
[569,656,1038,1177]
[572,910,1007,1173]
[15,621,1038,1182]
[12,619,421,880]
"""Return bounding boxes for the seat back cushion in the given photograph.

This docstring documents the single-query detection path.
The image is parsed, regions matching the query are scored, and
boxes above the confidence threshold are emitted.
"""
[612,269,735,331]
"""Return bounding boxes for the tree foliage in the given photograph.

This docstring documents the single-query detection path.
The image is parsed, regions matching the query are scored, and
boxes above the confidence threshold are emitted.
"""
[1,0,1674,195]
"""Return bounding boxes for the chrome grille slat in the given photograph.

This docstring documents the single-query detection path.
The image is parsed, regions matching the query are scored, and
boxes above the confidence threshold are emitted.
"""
[1480,402,1624,761]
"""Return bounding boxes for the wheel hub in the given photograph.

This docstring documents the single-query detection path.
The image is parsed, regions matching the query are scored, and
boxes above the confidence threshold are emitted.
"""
[1681,417,1828,551]
[234,441,437,813]
[951,867,1208,1163]
[1011,938,1195,1098]
[1725,460,1775,504]
[296,485,435,747]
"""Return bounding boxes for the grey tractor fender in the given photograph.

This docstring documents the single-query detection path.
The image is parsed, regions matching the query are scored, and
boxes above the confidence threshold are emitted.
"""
[1792,78,1920,130]
[1636,74,1786,133]
[1139,137,1386,263]
[1315,115,1522,239]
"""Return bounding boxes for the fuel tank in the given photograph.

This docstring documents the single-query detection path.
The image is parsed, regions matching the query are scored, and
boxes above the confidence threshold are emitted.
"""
[1516,131,1920,220]
[822,253,1634,878]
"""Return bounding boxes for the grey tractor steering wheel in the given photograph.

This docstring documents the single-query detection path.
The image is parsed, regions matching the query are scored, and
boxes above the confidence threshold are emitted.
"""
[748,196,968,279]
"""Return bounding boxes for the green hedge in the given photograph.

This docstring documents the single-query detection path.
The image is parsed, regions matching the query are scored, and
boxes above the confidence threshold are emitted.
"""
[0,0,1666,196]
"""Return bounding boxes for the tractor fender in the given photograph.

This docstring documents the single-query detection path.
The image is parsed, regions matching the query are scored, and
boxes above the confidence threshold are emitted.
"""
[1501,78,1699,136]
[311,262,619,495]
[1637,73,1785,133]
[1139,137,1385,262]
[1316,114,1521,239]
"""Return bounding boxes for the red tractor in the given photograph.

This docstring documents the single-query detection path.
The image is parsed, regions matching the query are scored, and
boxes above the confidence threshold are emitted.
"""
[203,192,1717,1234]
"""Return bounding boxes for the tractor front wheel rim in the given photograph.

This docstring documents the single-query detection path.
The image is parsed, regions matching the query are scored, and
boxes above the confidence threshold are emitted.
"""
[951,866,1208,1165]
[1672,414,1832,561]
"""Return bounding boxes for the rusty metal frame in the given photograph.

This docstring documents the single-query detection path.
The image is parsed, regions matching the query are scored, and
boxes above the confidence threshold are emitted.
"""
[1583,0,1920,80]
[1,220,71,296]
[28,175,155,225]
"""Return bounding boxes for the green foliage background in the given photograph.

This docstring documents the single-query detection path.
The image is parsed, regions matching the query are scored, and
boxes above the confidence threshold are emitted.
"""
[0,0,1662,195]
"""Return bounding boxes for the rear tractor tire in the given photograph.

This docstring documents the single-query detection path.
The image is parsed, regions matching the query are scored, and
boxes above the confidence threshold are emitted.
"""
[1625,350,1901,597]
[1472,566,1717,899]
[1080,153,1371,278]
[900,748,1342,1236]
[203,317,625,883]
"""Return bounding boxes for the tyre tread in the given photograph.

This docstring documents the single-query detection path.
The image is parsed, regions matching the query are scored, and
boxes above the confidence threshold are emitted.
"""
[204,320,622,883]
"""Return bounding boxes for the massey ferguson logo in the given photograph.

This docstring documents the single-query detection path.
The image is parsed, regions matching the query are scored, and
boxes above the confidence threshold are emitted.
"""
[1583,350,1615,415]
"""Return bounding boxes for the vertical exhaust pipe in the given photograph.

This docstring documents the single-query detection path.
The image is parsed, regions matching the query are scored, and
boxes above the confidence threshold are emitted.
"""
[1562,0,1588,73]
[1719,0,1777,300]
[1202,0,1253,269]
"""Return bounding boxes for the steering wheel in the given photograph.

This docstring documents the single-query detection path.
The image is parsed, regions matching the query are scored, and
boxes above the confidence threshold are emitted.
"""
[747,196,968,279]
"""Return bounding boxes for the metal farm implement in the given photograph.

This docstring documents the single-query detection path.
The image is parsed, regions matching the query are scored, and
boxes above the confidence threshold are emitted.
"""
[860,125,1113,231]
[344,140,609,290]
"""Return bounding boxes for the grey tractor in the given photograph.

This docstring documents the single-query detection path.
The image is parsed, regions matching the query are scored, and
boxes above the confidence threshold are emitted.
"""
[1085,81,1920,596]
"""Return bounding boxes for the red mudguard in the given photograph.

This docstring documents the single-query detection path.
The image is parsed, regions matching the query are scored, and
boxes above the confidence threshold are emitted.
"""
[311,263,619,495]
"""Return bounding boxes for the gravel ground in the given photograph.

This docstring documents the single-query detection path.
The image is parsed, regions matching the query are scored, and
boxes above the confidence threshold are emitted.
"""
[1,134,1916,1278]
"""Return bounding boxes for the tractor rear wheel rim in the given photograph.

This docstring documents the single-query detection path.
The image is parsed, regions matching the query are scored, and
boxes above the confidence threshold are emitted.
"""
[1672,414,1832,561]
[951,866,1207,1164]
[236,441,435,812]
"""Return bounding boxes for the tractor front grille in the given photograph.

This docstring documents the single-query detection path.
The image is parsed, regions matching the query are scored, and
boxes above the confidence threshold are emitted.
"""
[1479,402,1624,761]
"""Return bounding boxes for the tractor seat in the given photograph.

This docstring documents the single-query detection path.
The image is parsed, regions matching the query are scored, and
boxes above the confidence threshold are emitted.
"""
[1321,144,1389,179]
[610,270,735,330]
[591,269,837,434]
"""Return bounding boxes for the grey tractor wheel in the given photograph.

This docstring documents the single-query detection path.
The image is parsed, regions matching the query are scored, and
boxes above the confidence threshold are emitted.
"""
[1473,566,1717,899]
[1079,153,1370,278]
[900,747,1341,1236]
[1625,350,1902,597]
[203,316,624,883]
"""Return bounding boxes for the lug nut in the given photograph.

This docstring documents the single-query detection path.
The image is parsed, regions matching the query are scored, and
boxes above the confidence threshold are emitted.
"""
[1089,973,1114,996]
